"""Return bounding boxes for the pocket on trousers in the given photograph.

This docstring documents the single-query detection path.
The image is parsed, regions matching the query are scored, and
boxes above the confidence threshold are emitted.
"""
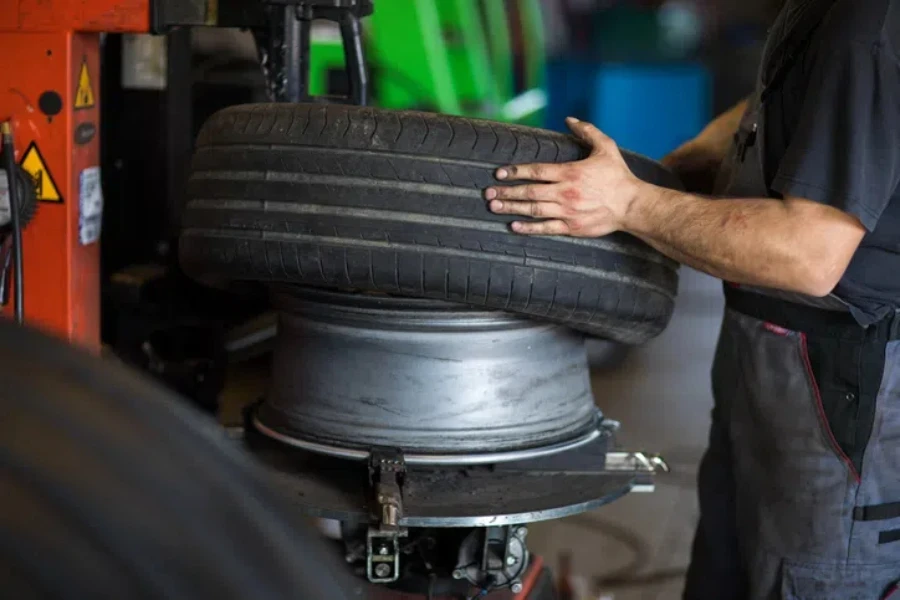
[781,560,900,600]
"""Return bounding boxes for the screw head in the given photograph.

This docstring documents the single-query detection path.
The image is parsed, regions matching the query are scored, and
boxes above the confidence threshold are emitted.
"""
[452,569,465,580]
[506,556,517,566]
[515,527,528,539]
[374,563,392,579]
[344,554,354,563]
[378,545,390,556]
[511,582,523,593]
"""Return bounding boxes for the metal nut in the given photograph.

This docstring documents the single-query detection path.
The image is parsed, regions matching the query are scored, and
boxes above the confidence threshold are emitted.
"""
[511,581,523,593]
[452,569,465,580]
[374,563,392,579]
[515,527,528,539]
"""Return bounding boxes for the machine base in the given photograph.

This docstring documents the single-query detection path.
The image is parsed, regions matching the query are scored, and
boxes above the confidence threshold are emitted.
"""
[241,416,649,527]
[365,556,557,600]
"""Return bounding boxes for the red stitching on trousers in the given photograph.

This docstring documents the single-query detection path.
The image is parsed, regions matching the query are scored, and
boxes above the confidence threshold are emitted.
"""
[800,333,861,483]
[763,322,790,336]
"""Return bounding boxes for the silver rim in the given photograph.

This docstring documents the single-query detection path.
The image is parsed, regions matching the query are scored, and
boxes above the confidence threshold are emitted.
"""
[252,412,603,466]
[258,286,599,456]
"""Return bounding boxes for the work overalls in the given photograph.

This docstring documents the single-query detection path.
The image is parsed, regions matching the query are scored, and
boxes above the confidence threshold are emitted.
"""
[682,3,900,598]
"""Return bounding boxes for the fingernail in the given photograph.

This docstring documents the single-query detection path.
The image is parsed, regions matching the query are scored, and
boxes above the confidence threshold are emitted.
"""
[496,168,509,180]
[485,188,497,200]
[490,200,503,211]
[566,116,580,124]
[511,222,523,232]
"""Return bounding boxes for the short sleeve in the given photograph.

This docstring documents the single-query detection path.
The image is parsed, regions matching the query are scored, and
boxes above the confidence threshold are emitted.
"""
[771,40,900,231]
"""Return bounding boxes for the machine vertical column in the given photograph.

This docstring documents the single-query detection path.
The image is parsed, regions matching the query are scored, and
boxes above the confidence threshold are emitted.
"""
[0,0,151,350]
[0,32,101,350]
[69,33,103,350]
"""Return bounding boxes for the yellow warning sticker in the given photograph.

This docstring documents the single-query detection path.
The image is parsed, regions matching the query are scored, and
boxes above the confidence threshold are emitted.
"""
[20,142,63,203]
[74,59,95,110]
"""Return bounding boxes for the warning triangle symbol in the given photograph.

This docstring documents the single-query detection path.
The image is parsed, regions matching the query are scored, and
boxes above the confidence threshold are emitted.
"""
[75,60,95,110]
[20,142,62,203]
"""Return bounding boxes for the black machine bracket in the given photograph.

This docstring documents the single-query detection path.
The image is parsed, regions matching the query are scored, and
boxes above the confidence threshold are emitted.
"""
[254,0,373,104]
[150,0,372,105]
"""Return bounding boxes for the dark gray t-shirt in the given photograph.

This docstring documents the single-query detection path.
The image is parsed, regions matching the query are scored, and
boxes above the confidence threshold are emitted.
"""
[761,0,900,325]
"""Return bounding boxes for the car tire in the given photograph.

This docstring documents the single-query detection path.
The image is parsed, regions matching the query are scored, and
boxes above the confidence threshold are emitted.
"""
[179,103,682,344]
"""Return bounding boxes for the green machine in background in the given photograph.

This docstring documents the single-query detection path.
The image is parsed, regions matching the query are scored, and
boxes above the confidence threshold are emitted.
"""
[307,0,546,126]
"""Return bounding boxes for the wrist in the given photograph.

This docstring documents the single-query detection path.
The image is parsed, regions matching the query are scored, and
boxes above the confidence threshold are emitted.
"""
[620,179,664,234]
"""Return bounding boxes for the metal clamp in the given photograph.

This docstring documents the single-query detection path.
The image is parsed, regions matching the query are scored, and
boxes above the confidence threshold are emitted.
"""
[369,449,405,529]
[366,450,407,582]
[605,451,669,493]
[605,451,669,473]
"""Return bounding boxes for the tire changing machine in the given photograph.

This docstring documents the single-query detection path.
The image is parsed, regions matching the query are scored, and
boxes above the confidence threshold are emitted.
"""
[215,2,669,598]
[239,286,668,599]
[0,1,668,598]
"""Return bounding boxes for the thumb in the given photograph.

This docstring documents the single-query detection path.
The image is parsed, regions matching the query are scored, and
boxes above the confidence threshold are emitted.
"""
[566,117,612,154]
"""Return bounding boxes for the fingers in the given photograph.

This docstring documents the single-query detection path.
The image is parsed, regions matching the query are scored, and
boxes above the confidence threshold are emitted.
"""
[484,183,561,203]
[565,117,614,153]
[495,162,566,182]
[510,219,570,236]
[493,119,613,183]
[488,199,567,220]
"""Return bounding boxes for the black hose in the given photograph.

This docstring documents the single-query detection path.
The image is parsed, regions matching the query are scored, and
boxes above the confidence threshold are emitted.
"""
[2,122,24,323]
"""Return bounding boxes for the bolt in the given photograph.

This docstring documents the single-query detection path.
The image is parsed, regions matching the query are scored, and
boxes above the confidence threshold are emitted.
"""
[511,582,523,594]
[506,556,517,566]
[452,569,465,580]
[515,527,528,539]
[374,563,392,579]
[383,504,399,527]
[378,545,390,556]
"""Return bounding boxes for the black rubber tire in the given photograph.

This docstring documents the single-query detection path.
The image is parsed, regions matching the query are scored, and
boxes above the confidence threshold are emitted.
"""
[179,104,682,344]
[0,320,355,599]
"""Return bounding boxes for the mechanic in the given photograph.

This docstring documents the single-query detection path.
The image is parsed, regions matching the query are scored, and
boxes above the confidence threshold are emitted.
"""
[484,0,900,598]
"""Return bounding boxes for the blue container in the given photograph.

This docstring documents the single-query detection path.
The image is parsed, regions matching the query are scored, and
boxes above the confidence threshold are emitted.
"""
[590,63,711,160]
[544,58,597,133]
[545,60,711,161]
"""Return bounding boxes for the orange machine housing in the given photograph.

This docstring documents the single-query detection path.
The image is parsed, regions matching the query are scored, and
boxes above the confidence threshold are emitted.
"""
[0,1,150,351]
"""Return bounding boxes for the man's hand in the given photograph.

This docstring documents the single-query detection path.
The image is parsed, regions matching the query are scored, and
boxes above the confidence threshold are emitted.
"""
[482,116,866,297]
[661,139,726,195]
[485,117,643,237]
[661,98,748,194]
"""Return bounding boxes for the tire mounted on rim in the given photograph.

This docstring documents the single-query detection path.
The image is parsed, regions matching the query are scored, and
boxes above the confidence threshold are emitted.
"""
[179,104,682,344]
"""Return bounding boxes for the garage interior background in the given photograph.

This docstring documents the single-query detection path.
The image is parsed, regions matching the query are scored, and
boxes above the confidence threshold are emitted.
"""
[101,0,779,405]
[2,1,782,599]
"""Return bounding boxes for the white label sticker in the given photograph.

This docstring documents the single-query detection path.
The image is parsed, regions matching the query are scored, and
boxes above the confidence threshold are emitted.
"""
[79,166,103,245]
[0,171,10,227]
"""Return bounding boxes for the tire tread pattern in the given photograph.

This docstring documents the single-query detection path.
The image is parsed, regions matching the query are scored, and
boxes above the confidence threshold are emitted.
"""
[180,104,682,344]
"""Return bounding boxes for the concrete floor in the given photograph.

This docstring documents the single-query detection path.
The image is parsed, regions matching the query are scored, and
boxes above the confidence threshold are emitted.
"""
[527,268,725,600]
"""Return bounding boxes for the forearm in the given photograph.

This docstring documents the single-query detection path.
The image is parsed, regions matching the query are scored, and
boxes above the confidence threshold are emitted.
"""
[632,235,721,276]
[622,186,853,295]
[663,98,749,193]
[696,98,749,155]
